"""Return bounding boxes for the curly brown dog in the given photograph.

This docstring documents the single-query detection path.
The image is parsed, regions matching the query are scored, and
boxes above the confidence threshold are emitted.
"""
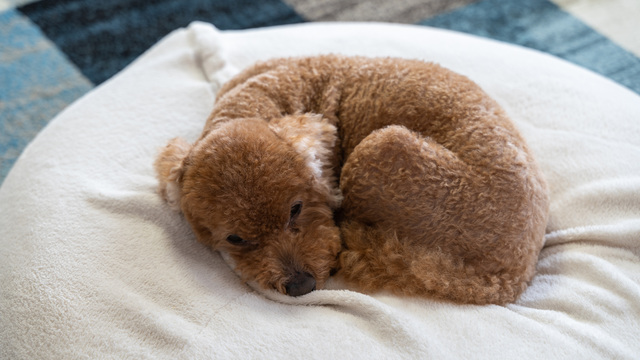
[155,55,549,305]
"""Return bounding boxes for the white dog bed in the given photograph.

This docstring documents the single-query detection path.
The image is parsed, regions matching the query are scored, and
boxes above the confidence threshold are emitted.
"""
[1,22,639,359]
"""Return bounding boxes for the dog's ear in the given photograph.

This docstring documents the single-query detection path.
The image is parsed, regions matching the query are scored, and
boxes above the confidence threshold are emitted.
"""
[154,137,192,211]
[269,114,342,208]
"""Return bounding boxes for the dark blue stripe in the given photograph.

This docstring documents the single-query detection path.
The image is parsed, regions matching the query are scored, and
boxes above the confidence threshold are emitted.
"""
[419,0,640,94]
[19,0,306,84]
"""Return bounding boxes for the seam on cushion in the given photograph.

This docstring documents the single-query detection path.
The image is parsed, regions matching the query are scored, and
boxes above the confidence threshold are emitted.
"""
[544,220,640,249]
[173,291,256,358]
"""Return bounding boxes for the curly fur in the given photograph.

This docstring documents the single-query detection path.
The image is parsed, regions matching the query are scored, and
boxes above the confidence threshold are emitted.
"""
[155,55,549,305]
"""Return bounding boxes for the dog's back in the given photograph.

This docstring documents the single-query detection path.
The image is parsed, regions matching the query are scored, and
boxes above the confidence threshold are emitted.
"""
[197,55,550,304]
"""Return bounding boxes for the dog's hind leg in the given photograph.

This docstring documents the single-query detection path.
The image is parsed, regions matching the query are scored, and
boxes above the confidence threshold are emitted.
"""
[339,125,475,248]
[337,125,534,305]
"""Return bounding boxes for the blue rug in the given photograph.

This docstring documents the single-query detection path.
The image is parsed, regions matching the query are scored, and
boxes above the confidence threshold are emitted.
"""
[420,0,640,94]
[19,0,304,84]
[2,0,639,184]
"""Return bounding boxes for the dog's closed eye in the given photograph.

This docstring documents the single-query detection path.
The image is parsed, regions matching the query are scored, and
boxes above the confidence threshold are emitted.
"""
[288,201,303,228]
[226,234,248,246]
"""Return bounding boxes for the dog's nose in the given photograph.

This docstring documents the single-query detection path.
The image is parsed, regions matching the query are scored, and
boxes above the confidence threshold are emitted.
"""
[285,271,316,297]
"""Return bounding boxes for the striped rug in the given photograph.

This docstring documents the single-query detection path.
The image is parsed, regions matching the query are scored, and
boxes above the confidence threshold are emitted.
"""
[1,0,639,183]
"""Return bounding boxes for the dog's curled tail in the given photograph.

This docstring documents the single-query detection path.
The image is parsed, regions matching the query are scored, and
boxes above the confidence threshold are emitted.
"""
[338,222,534,305]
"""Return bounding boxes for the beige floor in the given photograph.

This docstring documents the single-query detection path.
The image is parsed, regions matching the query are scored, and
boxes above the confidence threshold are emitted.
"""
[283,0,476,23]
[552,0,640,56]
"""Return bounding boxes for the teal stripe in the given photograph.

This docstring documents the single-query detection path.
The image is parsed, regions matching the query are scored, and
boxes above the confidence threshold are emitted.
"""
[420,0,640,94]
[0,9,93,184]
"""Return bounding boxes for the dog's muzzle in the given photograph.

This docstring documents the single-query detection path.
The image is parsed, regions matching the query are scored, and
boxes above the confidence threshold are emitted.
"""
[285,271,316,297]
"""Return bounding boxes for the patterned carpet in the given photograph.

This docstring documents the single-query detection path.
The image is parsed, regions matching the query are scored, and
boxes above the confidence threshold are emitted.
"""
[1,0,639,184]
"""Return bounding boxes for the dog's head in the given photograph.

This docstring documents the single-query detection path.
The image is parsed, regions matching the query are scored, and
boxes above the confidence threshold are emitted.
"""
[155,114,342,296]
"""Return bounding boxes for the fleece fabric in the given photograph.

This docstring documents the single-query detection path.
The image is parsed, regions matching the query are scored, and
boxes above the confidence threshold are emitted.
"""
[1,22,639,359]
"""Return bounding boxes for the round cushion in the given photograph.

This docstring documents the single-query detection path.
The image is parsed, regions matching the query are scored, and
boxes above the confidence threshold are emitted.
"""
[1,22,639,358]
